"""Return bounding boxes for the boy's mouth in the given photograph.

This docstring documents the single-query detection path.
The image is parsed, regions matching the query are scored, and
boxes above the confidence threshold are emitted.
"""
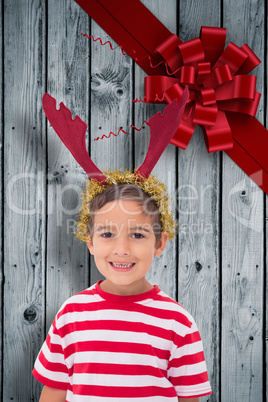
[109,262,135,269]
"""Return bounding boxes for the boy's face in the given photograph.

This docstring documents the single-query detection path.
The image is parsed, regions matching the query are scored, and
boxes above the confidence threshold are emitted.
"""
[87,200,168,296]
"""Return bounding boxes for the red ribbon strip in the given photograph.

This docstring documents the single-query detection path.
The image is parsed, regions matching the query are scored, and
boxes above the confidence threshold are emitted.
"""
[75,0,268,195]
[75,0,172,75]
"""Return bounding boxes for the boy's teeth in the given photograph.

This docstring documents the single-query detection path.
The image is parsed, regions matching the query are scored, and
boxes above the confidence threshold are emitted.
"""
[111,262,134,268]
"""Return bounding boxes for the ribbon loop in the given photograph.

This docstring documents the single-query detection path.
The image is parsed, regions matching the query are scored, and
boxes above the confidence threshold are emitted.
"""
[165,83,185,103]
[237,43,261,74]
[199,26,226,66]
[215,75,256,101]
[200,88,216,106]
[203,64,232,88]
[193,102,218,127]
[178,38,204,67]
[217,91,261,116]
[170,105,196,149]
[180,65,196,85]
[197,62,211,83]
[143,25,261,153]
[203,110,233,152]
[155,34,182,74]
[213,42,248,75]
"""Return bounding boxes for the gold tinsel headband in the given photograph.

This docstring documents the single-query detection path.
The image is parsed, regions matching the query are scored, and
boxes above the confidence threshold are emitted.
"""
[42,88,189,241]
[76,169,177,242]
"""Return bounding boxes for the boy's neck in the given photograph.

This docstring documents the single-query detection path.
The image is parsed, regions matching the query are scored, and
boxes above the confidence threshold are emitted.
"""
[99,279,154,296]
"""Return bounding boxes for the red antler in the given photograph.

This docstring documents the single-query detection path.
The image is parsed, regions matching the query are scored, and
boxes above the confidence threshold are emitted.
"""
[42,93,107,183]
[135,86,189,178]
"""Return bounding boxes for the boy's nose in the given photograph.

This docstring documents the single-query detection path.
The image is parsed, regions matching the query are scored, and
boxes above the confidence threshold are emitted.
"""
[112,237,131,256]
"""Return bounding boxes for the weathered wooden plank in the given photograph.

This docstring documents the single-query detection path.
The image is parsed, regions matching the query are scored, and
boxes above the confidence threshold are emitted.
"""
[266,17,268,402]
[89,18,133,284]
[46,0,90,329]
[3,0,46,400]
[0,0,3,398]
[222,0,264,400]
[133,0,177,300]
[178,2,221,401]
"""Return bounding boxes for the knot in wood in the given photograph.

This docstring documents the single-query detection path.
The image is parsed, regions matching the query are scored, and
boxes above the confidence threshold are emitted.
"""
[24,306,37,323]
[195,261,202,272]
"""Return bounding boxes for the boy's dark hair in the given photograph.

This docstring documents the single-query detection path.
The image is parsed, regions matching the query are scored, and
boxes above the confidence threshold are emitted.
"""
[88,183,162,245]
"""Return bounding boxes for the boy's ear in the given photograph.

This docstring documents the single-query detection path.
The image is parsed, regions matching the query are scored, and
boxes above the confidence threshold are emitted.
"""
[86,232,94,255]
[154,231,169,257]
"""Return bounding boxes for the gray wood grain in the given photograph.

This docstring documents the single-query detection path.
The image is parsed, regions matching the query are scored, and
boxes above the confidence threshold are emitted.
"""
[222,0,265,400]
[89,18,134,284]
[266,6,268,399]
[0,0,3,398]
[3,0,46,400]
[46,0,90,328]
[178,1,221,400]
[134,0,177,300]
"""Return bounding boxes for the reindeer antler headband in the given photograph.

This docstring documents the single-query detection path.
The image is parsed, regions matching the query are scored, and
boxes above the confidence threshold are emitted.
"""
[42,87,189,240]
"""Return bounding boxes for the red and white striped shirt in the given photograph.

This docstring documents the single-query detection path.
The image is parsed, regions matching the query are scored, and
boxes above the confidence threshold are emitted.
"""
[33,281,212,401]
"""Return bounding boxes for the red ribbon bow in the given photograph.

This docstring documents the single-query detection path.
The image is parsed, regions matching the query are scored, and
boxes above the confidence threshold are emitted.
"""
[144,26,261,153]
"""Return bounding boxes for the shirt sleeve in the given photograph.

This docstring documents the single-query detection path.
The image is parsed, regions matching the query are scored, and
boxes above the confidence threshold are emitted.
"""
[167,318,212,398]
[32,317,69,390]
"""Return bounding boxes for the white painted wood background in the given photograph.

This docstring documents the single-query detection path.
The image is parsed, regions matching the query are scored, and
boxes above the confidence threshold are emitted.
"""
[0,0,266,400]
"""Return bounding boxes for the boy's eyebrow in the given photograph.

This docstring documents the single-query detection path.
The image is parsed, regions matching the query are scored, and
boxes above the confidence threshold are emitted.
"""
[129,226,152,233]
[94,225,153,233]
[95,225,113,232]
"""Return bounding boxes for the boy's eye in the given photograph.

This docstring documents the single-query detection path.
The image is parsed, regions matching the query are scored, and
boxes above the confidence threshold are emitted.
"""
[101,232,113,238]
[131,233,144,239]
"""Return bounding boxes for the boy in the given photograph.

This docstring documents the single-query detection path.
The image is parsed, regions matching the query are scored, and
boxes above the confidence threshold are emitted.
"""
[33,183,212,401]
[33,89,212,400]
